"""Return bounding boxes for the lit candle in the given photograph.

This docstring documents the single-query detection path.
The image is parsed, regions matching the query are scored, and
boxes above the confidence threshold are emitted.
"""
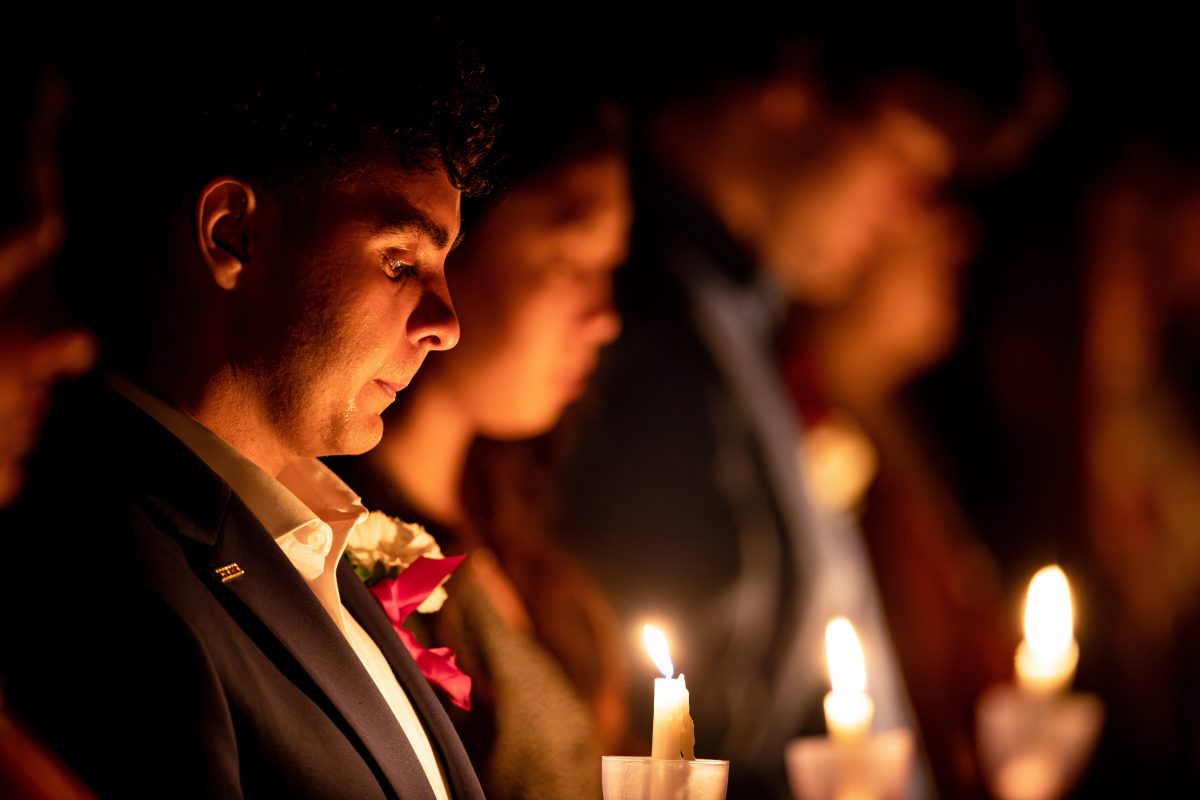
[1015,565,1079,694]
[643,624,696,760]
[823,617,874,744]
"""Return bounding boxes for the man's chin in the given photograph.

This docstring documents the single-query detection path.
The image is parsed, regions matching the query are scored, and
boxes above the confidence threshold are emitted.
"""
[326,416,385,457]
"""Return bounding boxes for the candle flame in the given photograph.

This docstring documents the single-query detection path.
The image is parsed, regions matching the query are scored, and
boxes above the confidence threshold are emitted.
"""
[825,617,867,694]
[643,624,674,678]
[1024,565,1073,659]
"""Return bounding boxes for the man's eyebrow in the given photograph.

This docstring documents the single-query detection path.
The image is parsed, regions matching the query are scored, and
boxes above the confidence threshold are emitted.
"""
[371,210,461,252]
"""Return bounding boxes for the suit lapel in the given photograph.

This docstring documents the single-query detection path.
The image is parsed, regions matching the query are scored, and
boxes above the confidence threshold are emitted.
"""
[209,498,439,800]
[106,389,440,800]
[339,563,484,800]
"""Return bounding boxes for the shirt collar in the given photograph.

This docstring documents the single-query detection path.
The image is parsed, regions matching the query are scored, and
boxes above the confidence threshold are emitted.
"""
[637,162,789,345]
[108,375,368,581]
[730,267,790,348]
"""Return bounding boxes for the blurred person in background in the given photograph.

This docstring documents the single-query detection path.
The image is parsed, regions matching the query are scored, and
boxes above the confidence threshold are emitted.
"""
[0,65,95,508]
[329,39,634,800]
[558,9,1029,797]
[1079,149,1200,795]
[0,58,97,800]
[781,200,1012,797]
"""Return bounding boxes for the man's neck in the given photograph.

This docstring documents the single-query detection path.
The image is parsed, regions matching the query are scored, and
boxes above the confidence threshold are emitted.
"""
[123,365,299,478]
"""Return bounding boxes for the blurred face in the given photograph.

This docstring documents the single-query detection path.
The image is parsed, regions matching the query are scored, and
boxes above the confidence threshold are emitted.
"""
[1161,191,1200,323]
[0,83,96,506]
[237,159,461,459]
[849,203,969,380]
[763,105,952,306]
[0,259,96,506]
[432,151,630,439]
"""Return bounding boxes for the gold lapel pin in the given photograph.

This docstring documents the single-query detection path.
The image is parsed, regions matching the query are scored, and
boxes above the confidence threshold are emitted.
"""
[214,563,246,583]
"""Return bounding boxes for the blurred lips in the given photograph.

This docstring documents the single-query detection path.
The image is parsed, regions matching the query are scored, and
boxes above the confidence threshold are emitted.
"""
[561,356,599,399]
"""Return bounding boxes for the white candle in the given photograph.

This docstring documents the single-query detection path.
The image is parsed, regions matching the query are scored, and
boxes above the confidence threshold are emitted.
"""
[823,617,874,744]
[643,624,696,760]
[1015,565,1079,694]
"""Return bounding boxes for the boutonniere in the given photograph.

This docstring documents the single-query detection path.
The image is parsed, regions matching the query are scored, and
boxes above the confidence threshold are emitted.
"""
[345,511,472,710]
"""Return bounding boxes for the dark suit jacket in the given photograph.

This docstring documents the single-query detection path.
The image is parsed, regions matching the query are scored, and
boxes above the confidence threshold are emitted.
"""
[0,379,484,800]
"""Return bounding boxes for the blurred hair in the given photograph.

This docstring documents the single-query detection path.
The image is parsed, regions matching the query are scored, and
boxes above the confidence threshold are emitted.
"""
[582,1,1035,178]
[0,59,46,236]
[595,2,1027,113]
[460,431,631,750]
[457,28,628,229]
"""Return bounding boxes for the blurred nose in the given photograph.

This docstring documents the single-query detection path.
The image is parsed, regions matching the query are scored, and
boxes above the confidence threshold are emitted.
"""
[408,273,460,352]
[583,276,622,346]
[27,327,97,382]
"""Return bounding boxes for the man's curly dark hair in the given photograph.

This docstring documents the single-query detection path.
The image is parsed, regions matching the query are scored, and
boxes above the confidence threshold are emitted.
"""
[56,11,498,365]
[187,37,498,202]
[113,18,500,210]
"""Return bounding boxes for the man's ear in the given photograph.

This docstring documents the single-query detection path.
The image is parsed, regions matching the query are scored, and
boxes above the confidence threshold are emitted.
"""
[196,177,257,291]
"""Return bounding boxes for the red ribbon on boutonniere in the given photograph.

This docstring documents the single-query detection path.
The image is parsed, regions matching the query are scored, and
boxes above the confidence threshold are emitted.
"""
[346,512,474,710]
[368,554,472,711]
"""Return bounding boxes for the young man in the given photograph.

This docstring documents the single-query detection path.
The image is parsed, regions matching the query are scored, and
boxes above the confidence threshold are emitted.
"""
[0,33,497,800]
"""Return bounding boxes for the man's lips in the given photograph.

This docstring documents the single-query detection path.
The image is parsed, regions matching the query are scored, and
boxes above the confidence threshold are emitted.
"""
[374,379,406,399]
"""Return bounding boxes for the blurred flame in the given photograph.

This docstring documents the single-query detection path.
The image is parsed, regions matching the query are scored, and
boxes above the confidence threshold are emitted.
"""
[643,624,674,678]
[825,617,867,694]
[1024,565,1074,658]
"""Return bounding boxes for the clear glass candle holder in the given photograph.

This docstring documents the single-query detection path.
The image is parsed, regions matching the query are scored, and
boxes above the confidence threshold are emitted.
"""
[601,756,730,800]
[976,683,1103,800]
[785,728,914,800]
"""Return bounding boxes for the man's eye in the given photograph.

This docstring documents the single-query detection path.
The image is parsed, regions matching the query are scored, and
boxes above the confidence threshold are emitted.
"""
[382,254,418,283]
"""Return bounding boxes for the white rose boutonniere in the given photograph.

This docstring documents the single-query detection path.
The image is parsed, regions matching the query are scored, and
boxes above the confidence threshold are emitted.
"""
[346,510,472,709]
[345,511,449,613]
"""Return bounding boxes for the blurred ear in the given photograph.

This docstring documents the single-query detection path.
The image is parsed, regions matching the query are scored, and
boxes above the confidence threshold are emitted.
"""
[196,177,257,290]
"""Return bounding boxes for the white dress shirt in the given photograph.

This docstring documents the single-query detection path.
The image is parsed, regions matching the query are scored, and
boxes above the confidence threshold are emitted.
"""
[110,376,451,800]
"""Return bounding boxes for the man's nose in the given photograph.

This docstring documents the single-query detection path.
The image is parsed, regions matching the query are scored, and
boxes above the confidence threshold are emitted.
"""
[407,274,460,352]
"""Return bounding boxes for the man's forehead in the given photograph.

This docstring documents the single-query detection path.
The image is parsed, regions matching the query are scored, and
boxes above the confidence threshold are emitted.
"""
[370,203,461,251]
[334,161,462,248]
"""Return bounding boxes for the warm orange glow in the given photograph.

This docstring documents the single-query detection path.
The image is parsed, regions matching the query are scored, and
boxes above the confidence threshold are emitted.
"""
[825,617,867,694]
[643,624,675,678]
[1016,565,1079,692]
[1024,566,1073,657]
[824,617,874,742]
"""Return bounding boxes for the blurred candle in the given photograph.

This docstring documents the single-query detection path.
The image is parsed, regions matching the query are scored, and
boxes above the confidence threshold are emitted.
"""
[823,617,874,743]
[643,624,696,760]
[1015,565,1079,693]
